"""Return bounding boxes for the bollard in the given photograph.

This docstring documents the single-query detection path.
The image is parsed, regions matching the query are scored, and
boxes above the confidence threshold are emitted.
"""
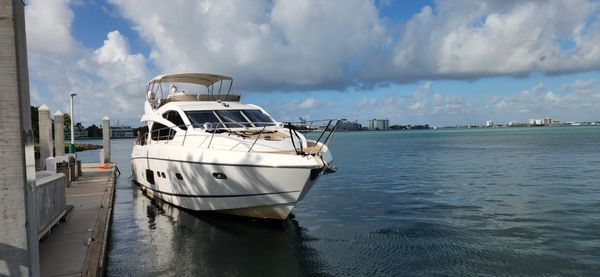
[68,156,76,181]
[56,161,71,187]
[54,111,65,156]
[45,157,56,173]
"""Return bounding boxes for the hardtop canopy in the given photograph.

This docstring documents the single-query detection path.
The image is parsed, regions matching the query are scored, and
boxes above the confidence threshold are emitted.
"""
[148,73,233,87]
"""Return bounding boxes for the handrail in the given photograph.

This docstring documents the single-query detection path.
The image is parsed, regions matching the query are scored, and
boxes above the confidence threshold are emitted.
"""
[318,119,343,153]
[135,118,344,155]
[248,125,267,152]
[315,120,332,144]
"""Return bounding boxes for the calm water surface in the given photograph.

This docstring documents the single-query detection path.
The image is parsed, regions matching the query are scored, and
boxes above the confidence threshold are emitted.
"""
[78,127,600,276]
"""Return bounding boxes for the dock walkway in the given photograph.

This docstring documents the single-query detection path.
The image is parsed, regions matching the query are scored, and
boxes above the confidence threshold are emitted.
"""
[39,163,116,277]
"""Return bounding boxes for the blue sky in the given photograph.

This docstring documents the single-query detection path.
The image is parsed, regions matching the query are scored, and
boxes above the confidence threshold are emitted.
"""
[25,0,600,127]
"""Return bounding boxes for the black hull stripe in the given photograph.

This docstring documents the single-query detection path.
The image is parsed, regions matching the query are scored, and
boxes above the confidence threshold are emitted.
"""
[131,156,319,169]
[137,182,300,198]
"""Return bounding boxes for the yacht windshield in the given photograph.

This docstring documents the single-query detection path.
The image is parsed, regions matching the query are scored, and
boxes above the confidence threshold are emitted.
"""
[185,111,221,128]
[242,110,273,127]
[185,109,274,129]
[215,110,252,128]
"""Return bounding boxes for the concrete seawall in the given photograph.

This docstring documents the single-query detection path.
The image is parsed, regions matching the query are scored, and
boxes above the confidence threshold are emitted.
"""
[39,163,116,277]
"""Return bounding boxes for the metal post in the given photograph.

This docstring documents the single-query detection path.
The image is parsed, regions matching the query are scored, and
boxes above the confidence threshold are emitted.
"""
[54,111,65,156]
[102,116,111,163]
[38,104,52,168]
[0,0,40,275]
[69,92,76,153]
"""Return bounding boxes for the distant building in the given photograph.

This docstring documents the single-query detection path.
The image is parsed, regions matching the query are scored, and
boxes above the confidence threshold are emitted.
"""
[338,121,362,131]
[485,120,494,127]
[529,118,555,126]
[368,119,389,130]
[64,125,88,140]
[110,125,134,138]
[508,120,526,127]
[529,118,544,126]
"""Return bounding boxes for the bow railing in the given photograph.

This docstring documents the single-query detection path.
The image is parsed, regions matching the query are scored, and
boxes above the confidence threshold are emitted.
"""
[134,119,345,156]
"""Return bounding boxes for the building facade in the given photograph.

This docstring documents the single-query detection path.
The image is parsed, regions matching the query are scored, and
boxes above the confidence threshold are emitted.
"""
[368,119,389,130]
[110,125,134,138]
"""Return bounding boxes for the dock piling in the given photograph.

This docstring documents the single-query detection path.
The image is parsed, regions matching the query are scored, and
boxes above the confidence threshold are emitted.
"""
[54,111,65,156]
[102,116,111,163]
[38,104,52,169]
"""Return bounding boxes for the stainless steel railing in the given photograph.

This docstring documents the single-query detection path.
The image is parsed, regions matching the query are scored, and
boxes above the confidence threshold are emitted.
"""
[134,119,344,156]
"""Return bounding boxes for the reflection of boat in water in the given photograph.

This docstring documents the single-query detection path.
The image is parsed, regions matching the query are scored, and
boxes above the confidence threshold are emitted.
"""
[131,73,341,220]
[126,196,328,276]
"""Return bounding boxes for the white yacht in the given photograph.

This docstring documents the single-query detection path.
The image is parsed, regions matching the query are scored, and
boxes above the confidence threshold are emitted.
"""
[131,73,341,220]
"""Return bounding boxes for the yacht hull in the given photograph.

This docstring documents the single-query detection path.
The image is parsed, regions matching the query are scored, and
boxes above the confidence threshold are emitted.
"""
[131,145,326,220]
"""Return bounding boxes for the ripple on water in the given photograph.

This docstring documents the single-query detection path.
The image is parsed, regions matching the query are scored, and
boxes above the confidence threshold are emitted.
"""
[106,129,600,276]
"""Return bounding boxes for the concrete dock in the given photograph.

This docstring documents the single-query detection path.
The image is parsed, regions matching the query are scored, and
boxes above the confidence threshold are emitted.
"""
[39,163,116,277]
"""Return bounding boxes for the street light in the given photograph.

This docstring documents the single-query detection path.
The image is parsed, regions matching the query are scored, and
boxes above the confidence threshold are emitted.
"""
[69,92,77,153]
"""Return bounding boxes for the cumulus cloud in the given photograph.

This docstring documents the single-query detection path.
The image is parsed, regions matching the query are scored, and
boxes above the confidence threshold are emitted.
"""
[353,82,469,124]
[105,0,600,90]
[25,0,79,55]
[79,31,148,89]
[26,0,149,124]
[350,79,600,125]
[24,0,600,125]
[384,0,600,82]
[107,0,385,90]
[561,79,597,91]
[486,82,600,121]
[277,97,336,121]
[296,98,319,110]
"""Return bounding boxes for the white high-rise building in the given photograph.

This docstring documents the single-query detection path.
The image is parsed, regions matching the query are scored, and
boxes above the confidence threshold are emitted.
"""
[368,119,389,130]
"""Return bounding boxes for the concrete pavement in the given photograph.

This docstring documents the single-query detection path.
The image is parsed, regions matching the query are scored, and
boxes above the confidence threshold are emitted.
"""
[39,163,116,277]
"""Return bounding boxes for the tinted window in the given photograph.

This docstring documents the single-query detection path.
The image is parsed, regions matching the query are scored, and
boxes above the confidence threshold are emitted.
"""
[214,110,252,128]
[242,110,273,127]
[163,111,187,130]
[150,122,175,140]
[185,111,221,128]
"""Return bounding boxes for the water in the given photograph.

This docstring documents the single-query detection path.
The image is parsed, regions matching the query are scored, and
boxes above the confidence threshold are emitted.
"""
[78,127,600,276]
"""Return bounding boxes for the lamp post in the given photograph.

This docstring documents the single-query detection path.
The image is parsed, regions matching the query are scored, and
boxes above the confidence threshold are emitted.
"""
[69,92,77,153]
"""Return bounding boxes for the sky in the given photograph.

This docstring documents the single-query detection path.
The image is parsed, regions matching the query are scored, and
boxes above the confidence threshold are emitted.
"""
[25,0,600,127]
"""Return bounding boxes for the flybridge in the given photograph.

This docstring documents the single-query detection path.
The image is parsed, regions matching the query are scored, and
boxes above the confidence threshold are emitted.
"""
[146,73,239,107]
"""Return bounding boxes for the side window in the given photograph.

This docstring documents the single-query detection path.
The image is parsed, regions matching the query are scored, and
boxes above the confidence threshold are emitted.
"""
[162,111,187,130]
[150,122,176,141]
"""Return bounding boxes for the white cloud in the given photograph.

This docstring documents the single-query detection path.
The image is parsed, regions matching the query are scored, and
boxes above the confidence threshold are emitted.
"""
[104,0,600,90]
[487,82,600,120]
[24,0,600,126]
[289,97,334,111]
[387,0,600,81]
[394,0,600,78]
[25,0,79,55]
[107,0,385,90]
[352,82,468,124]
[561,79,597,91]
[296,98,318,110]
[79,31,148,88]
[26,0,149,124]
